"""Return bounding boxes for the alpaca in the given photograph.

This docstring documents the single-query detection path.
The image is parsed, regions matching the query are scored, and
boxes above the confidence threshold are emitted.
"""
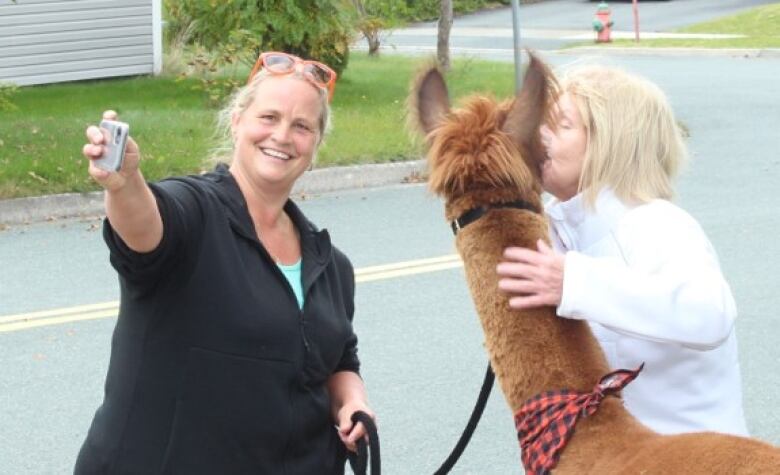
[411,53,780,474]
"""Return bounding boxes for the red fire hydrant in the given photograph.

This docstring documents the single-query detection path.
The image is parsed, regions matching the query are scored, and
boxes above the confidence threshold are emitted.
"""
[593,2,614,43]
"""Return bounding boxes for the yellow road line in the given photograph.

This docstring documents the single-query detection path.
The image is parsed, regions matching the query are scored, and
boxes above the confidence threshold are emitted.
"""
[0,300,119,324]
[0,309,119,333]
[0,254,463,333]
[357,260,463,282]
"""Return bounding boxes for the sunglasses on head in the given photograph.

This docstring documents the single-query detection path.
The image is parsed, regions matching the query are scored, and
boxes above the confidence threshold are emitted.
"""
[247,51,337,102]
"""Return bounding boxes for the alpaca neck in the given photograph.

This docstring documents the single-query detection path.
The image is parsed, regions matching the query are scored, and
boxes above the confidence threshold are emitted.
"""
[448,187,613,412]
[445,187,542,223]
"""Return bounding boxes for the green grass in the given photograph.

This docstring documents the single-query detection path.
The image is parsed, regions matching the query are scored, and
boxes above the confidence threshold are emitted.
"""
[679,3,780,36]
[0,54,515,199]
[607,37,780,48]
[0,76,214,199]
[323,54,515,165]
[577,3,780,49]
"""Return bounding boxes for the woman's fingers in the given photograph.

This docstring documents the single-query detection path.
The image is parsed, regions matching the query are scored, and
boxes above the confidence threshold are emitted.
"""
[87,160,111,181]
[498,243,565,309]
[496,261,538,280]
[537,239,553,254]
[82,143,103,160]
[503,246,541,264]
[338,421,366,452]
[85,125,105,144]
[509,295,549,310]
[347,422,366,447]
[498,277,536,294]
[83,125,108,165]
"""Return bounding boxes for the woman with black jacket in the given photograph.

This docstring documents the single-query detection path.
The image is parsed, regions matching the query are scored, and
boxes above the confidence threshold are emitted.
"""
[75,52,374,474]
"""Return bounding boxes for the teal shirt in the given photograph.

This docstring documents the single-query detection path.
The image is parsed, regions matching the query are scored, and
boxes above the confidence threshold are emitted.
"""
[277,259,304,310]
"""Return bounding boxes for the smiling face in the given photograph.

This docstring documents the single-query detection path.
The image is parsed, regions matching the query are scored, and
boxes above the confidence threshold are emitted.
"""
[230,75,323,190]
[539,92,587,202]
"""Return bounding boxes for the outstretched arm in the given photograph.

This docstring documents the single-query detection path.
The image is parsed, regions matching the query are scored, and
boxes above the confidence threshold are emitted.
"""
[83,110,162,252]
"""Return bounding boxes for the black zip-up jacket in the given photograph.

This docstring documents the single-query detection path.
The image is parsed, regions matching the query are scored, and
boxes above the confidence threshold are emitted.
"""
[75,165,360,475]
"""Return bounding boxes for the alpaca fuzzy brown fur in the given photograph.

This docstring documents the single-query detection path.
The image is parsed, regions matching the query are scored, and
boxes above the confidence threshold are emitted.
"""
[412,52,780,473]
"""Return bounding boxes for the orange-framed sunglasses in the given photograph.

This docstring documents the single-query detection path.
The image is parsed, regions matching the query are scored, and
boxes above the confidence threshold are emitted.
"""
[247,51,337,102]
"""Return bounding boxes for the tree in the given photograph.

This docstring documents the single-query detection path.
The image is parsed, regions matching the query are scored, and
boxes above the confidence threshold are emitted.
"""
[165,0,354,104]
[351,0,412,56]
[167,0,353,76]
[437,0,453,71]
[352,0,382,56]
[352,0,382,55]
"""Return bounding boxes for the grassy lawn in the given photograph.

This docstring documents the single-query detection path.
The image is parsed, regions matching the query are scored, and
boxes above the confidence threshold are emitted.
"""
[0,54,515,199]
[584,3,780,49]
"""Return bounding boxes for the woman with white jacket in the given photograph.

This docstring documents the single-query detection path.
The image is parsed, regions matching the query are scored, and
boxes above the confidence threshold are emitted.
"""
[496,65,748,436]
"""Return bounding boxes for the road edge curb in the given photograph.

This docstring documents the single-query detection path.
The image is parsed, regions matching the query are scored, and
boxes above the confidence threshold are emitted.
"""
[0,160,428,225]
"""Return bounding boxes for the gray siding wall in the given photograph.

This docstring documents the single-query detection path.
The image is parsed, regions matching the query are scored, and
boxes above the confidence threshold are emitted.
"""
[0,0,161,86]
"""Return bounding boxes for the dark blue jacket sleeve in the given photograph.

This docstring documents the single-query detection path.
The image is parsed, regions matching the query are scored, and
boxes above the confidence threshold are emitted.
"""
[103,178,205,288]
[334,254,360,375]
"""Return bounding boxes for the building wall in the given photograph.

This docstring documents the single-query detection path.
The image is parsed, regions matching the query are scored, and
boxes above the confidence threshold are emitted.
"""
[0,0,162,86]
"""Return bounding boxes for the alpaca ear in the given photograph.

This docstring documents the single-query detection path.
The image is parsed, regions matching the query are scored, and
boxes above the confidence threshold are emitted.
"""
[502,51,554,148]
[414,67,451,135]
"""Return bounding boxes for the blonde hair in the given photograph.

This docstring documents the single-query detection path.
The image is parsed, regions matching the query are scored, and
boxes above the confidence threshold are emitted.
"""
[212,69,332,163]
[560,65,687,206]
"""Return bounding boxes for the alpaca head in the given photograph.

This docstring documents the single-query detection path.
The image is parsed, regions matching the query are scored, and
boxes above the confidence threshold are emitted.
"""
[411,52,555,202]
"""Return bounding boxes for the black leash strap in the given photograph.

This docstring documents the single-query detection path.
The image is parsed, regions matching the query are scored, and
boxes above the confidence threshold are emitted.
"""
[348,363,494,475]
[433,363,495,474]
[347,410,381,475]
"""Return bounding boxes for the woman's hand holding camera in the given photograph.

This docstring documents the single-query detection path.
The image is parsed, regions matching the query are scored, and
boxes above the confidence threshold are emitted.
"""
[83,110,141,192]
[82,110,162,253]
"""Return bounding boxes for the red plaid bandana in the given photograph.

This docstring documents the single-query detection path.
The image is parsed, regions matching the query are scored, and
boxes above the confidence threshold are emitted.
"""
[514,364,644,475]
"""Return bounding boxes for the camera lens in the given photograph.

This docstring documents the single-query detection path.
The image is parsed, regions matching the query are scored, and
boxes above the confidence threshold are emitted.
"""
[114,129,122,144]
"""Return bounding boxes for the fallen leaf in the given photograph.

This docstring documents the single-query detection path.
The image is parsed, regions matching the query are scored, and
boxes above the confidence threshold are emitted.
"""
[28,171,48,183]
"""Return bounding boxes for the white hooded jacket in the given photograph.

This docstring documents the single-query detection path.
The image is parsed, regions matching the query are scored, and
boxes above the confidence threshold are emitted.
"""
[548,189,748,436]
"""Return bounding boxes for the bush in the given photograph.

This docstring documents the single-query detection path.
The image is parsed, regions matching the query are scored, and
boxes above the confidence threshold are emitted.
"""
[0,83,18,112]
[402,0,511,22]
[165,0,353,77]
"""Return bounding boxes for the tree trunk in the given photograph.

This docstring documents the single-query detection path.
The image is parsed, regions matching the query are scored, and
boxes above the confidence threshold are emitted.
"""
[438,0,453,71]
[352,0,381,56]
[367,33,380,55]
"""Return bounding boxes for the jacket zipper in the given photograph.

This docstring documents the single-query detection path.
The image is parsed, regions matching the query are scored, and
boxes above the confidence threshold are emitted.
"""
[299,309,311,352]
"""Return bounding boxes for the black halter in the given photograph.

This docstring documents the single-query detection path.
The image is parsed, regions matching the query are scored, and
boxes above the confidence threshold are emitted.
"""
[451,200,539,235]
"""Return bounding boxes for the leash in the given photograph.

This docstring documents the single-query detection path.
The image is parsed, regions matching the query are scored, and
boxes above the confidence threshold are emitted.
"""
[433,363,495,475]
[347,410,381,475]
[347,363,495,475]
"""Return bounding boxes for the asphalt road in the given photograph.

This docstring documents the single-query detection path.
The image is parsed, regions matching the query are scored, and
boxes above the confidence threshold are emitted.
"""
[366,0,780,52]
[443,0,778,31]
